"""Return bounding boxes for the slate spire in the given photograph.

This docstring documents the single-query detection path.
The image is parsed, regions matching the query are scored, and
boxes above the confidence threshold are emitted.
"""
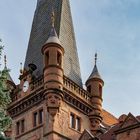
[24,0,82,86]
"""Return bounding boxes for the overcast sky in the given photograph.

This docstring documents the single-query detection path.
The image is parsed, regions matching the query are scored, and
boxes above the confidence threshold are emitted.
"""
[0,0,140,118]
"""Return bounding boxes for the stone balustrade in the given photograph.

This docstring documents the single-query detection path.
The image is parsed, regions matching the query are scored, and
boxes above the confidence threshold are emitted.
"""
[63,76,91,102]
[30,75,44,91]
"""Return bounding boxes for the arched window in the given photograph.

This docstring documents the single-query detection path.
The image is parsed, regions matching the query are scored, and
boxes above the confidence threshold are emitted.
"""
[99,84,102,97]
[45,51,49,66]
[57,51,62,66]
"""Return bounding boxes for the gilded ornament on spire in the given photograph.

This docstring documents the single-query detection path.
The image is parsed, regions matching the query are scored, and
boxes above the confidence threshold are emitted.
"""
[51,8,55,27]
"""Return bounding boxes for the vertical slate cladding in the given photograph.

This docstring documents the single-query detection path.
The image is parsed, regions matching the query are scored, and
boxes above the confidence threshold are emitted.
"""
[24,0,82,87]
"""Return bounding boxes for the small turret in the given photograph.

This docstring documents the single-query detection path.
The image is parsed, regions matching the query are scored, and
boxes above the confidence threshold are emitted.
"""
[42,10,64,117]
[86,53,104,135]
[3,55,16,90]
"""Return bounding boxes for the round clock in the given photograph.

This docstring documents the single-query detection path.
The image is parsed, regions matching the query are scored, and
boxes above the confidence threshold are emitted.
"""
[23,81,29,92]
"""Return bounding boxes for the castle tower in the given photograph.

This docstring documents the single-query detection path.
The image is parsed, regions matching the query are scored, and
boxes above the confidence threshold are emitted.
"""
[8,1,119,140]
[42,11,64,117]
[24,0,82,86]
[86,53,104,135]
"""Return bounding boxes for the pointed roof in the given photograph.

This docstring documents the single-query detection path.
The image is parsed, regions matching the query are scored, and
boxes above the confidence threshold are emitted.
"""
[88,64,102,80]
[3,55,14,84]
[24,0,82,86]
[119,113,140,129]
[45,9,61,45]
[6,71,14,83]
[87,53,103,81]
[45,27,61,45]
[115,113,140,135]
[3,66,14,84]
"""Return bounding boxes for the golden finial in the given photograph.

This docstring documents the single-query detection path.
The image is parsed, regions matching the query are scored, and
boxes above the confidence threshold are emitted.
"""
[95,53,97,65]
[51,7,55,27]
[4,55,7,68]
[20,62,23,75]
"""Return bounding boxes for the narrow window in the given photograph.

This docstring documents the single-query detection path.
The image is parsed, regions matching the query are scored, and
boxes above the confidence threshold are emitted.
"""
[75,117,81,131]
[39,109,43,124]
[57,52,61,66]
[21,119,25,133]
[70,113,75,129]
[45,51,49,66]
[33,112,38,127]
[87,85,91,93]
[99,84,102,97]
[16,122,20,135]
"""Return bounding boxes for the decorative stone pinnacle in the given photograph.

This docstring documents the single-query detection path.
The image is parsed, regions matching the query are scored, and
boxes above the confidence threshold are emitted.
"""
[51,8,55,27]
[95,53,97,65]
[20,62,23,75]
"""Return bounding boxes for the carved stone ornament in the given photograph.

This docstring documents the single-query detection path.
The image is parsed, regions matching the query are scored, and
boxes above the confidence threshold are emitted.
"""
[46,93,62,117]
[90,118,100,131]
[58,111,69,133]
[46,93,61,107]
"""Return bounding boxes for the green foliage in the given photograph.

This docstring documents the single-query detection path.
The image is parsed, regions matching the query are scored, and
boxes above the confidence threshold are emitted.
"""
[0,69,11,109]
[0,39,12,133]
[0,133,11,140]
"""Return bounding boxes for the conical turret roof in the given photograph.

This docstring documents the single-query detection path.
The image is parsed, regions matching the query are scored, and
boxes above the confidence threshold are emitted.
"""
[87,53,103,81]
[3,55,15,84]
[4,68,16,89]
[45,27,61,45]
[88,64,102,80]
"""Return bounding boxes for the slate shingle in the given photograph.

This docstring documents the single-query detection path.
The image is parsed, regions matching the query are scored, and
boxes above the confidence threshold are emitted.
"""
[24,0,82,86]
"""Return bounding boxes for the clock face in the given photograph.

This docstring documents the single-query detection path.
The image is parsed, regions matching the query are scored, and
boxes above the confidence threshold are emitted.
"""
[23,81,29,92]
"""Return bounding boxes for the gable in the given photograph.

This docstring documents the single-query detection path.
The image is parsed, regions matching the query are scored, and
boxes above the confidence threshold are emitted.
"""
[120,113,139,129]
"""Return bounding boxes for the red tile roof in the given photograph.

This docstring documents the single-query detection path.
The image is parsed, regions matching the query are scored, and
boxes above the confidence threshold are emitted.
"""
[102,109,119,126]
